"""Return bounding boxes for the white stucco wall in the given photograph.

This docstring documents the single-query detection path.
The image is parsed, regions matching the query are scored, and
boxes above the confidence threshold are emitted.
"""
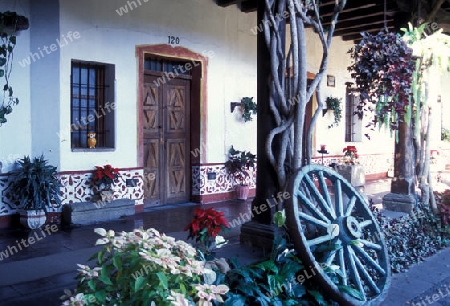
[302,28,394,158]
[0,0,398,173]
[0,0,32,173]
[57,0,258,170]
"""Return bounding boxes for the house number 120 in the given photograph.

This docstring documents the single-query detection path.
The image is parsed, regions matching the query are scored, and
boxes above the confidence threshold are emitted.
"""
[168,36,180,45]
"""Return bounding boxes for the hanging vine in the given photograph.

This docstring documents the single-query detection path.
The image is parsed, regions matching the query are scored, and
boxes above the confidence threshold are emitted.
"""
[0,12,29,126]
[347,31,416,133]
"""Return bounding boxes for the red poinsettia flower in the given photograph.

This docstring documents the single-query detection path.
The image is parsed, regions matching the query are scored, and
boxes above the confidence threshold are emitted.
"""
[92,164,120,190]
[184,207,230,247]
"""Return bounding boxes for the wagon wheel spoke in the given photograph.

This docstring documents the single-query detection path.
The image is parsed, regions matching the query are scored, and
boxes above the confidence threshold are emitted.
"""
[346,245,366,301]
[349,247,381,295]
[304,173,336,220]
[298,211,330,228]
[324,249,338,267]
[359,239,382,250]
[338,247,348,286]
[353,245,386,275]
[345,196,357,217]
[286,165,390,305]
[296,189,330,224]
[317,171,335,217]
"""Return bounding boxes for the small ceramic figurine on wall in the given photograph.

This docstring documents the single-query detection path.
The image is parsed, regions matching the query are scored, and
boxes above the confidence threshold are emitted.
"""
[87,131,97,148]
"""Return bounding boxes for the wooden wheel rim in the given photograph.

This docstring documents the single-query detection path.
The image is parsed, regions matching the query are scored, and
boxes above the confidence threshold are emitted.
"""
[285,165,391,305]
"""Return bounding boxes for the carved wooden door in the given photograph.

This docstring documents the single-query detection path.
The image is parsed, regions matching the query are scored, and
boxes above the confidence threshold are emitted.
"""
[143,75,190,205]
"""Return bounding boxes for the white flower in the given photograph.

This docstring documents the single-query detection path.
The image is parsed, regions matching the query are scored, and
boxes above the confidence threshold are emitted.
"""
[214,236,228,249]
[95,238,109,245]
[94,228,107,236]
[61,293,87,306]
[167,291,189,306]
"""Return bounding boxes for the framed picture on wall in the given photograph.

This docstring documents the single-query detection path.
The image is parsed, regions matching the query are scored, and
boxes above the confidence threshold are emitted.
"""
[327,75,335,87]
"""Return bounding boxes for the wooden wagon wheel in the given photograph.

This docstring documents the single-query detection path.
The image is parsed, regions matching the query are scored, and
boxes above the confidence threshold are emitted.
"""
[285,164,390,305]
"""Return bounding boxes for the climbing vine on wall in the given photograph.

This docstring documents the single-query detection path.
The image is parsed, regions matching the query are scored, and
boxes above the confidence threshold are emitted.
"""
[0,12,29,126]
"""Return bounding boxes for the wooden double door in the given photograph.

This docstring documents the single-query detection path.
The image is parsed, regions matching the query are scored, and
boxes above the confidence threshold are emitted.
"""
[142,74,190,205]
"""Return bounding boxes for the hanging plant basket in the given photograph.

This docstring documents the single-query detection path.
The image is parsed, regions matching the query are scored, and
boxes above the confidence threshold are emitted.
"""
[324,96,342,128]
[0,12,29,34]
[347,30,415,131]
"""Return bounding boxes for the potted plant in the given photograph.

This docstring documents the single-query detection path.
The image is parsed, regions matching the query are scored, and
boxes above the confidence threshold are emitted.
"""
[325,96,342,128]
[335,146,365,189]
[92,164,120,203]
[7,155,62,229]
[184,207,230,259]
[241,97,257,122]
[224,146,256,200]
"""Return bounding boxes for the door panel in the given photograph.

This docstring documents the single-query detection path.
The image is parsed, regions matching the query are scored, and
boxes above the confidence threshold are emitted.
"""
[143,81,161,204]
[143,139,159,201]
[164,80,190,203]
[166,139,187,201]
[142,74,190,205]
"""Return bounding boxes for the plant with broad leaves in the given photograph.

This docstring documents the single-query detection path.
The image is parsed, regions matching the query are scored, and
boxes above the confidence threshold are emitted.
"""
[61,227,229,305]
[348,31,416,132]
[224,146,256,186]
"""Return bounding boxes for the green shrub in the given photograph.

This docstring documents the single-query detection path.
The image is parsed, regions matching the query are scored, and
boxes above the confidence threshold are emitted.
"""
[372,203,447,273]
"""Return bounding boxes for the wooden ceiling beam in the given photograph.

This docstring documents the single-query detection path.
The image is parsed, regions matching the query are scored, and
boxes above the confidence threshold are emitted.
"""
[333,19,394,36]
[342,27,394,41]
[322,4,397,26]
[335,17,394,31]
[338,23,395,39]
[320,1,378,17]
[240,0,258,12]
[217,0,244,8]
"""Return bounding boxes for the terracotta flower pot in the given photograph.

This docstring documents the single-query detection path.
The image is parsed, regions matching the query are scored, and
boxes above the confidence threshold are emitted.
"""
[235,185,250,200]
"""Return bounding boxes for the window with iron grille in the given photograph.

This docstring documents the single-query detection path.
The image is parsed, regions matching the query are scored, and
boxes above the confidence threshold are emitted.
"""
[70,61,115,149]
[345,89,362,142]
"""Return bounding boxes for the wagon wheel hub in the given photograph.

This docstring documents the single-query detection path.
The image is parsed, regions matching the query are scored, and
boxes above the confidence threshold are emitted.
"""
[335,216,363,241]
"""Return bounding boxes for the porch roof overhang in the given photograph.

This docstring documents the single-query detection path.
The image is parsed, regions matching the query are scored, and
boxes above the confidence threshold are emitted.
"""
[217,0,450,40]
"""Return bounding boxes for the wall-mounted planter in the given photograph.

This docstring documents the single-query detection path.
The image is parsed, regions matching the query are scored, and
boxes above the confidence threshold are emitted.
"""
[0,12,29,34]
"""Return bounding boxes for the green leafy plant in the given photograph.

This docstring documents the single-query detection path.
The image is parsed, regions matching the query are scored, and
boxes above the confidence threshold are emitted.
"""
[7,155,61,212]
[223,211,361,305]
[348,31,416,131]
[325,96,342,128]
[434,190,450,235]
[372,204,446,273]
[241,97,257,122]
[224,146,256,186]
[441,128,450,142]
[61,227,229,305]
